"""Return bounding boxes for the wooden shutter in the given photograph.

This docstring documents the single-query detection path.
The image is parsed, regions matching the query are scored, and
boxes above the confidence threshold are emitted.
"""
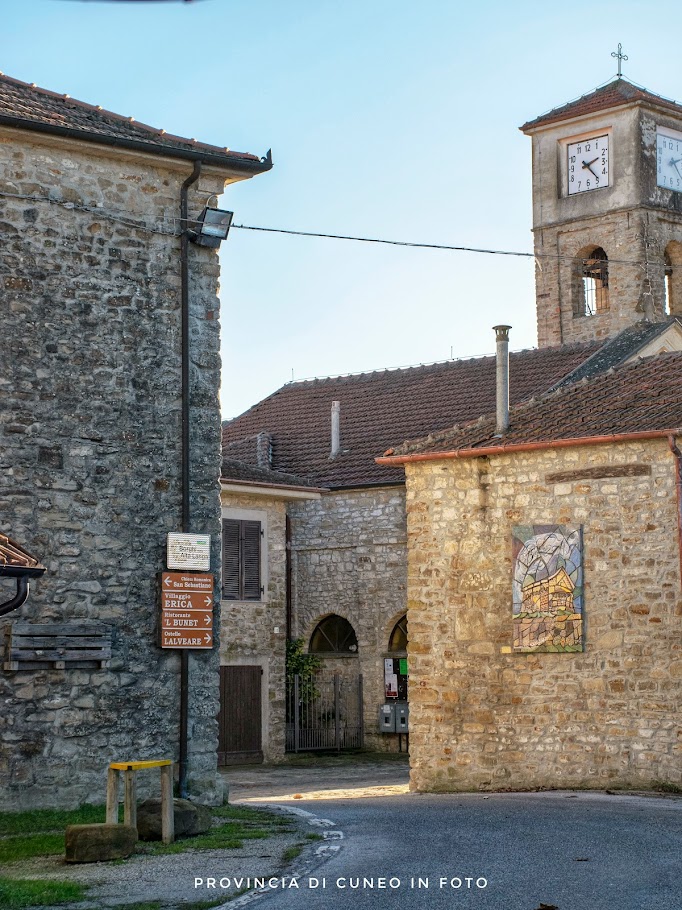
[222,519,240,600]
[222,518,262,600]
[241,520,262,600]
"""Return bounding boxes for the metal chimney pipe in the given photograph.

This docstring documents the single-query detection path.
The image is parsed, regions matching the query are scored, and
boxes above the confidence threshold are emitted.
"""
[493,325,512,435]
[331,400,341,458]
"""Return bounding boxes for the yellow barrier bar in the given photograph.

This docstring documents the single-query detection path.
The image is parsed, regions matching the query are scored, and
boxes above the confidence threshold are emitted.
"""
[109,759,172,771]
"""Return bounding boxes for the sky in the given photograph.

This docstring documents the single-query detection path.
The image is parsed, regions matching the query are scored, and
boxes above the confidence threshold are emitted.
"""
[3,0,682,418]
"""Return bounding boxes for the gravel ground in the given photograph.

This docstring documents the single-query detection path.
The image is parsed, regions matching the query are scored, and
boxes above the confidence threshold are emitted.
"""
[5,808,312,910]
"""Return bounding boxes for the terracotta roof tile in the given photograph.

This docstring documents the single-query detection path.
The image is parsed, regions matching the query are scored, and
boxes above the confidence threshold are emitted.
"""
[520,79,682,132]
[0,72,267,170]
[388,352,682,458]
[222,342,602,489]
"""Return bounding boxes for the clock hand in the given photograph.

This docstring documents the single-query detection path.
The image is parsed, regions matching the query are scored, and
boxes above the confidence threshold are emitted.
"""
[582,159,599,179]
[670,158,682,179]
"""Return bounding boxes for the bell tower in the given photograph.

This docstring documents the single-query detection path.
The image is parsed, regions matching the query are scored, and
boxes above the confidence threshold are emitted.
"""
[521,76,682,348]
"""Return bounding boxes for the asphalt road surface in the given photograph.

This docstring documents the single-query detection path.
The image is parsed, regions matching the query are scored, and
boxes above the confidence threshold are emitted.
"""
[228,789,682,910]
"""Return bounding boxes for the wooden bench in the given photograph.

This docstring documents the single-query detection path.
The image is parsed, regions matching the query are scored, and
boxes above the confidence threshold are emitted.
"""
[106,760,174,844]
[3,622,111,670]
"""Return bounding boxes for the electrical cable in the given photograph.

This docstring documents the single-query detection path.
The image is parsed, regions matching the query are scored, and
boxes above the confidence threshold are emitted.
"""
[0,189,678,270]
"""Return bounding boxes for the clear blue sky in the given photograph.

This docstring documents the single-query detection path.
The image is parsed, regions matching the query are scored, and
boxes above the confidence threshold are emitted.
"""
[4,0,682,417]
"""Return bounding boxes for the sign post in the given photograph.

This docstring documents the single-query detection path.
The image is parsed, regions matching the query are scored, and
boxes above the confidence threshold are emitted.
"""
[160,572,214,649]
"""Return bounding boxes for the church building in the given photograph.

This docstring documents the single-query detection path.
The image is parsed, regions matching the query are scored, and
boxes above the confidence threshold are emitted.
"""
[221,73,682,784]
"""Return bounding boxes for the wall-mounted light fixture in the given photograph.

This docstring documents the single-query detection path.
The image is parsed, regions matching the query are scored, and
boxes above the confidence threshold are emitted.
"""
[188,195,234,248]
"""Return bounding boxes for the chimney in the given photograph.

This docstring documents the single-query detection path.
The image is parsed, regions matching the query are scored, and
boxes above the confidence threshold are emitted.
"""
[255,432,272,469]
[330,400,341,458]
[493,325,511,435]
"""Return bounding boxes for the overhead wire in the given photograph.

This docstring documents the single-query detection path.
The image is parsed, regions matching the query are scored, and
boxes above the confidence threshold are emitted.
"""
[0,189,677,271]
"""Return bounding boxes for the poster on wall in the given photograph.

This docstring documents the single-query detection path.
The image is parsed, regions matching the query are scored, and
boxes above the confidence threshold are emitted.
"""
[512,525,584,653]
[384,657,399,698]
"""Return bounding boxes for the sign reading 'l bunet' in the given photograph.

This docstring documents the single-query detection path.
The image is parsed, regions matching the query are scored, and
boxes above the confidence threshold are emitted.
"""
[166,533,211,571]
[160,572,214,649]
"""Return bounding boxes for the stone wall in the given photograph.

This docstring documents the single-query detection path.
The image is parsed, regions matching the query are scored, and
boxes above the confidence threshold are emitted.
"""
[219,491,287,761]
[289,486,408,750]
[0,129,229,808]
[404,440,682,792]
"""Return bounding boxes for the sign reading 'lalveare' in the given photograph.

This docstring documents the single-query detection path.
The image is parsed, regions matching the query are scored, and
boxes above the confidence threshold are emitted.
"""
[160,572,214,649]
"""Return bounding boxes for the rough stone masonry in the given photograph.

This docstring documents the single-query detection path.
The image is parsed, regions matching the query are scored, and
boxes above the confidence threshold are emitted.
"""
[0,127,231,809]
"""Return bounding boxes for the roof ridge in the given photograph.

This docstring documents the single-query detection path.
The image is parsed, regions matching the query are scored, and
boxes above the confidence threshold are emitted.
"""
[283,339,600,389]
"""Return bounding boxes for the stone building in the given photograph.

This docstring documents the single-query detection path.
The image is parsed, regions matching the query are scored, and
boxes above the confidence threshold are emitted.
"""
[378,354,682,791]
[220,75,682,774]
[0,73,270,808]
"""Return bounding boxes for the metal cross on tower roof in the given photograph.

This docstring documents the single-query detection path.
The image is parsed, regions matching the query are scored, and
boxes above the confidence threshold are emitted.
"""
[611,43,628,78]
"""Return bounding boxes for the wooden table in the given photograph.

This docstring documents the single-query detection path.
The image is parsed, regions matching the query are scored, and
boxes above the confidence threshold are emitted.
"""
[106,759,174,844]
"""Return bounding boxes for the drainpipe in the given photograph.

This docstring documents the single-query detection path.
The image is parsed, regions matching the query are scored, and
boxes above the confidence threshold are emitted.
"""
[0,575,30,617]
[493,325,511,435]
[179,160,202,799]
[668,436,682,581]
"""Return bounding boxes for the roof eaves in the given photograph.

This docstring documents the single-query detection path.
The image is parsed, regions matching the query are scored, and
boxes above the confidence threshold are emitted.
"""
[377,428,682,466]
[0,113,272,174]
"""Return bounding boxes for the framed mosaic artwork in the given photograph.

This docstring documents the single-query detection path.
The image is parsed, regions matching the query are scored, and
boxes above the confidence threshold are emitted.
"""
[512,525,584,653]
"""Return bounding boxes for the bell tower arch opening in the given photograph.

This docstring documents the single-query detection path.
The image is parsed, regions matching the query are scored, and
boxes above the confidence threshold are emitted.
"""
[664,241,682,316]
[574,246,609,317]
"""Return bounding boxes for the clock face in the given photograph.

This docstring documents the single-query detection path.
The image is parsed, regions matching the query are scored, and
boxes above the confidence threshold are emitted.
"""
[657,129,682,192]
[567,135,609,195]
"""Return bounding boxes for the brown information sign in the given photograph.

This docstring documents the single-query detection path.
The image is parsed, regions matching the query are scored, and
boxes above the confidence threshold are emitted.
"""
[160,572,214,649]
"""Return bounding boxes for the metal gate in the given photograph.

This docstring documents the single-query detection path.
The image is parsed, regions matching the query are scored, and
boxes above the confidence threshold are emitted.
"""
[218,665,263,765]
[286,672,364,752]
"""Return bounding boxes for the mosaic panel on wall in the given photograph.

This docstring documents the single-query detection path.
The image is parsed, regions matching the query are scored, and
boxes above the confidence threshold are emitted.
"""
[512,525,584,653]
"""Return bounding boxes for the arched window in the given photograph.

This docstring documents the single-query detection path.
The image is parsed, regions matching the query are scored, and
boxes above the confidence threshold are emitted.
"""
[665,250,672,315]
[579,247,609,316]
[388,615,408,653]
[309,615,358,654]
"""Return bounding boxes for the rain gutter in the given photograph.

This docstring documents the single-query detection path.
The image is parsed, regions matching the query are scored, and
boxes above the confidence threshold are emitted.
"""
[376,428,682,466]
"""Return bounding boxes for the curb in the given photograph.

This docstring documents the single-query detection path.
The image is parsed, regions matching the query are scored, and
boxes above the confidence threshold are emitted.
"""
[214,803,345,909]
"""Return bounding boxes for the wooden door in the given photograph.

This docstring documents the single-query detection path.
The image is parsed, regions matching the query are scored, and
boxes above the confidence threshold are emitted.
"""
[218,665,263,765]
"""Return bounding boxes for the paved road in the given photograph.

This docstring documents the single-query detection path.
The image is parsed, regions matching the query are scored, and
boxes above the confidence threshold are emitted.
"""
[219,766,682,910]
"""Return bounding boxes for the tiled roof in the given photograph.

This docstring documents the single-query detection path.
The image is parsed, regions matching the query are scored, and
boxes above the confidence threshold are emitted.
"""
[221,458,319,489]
[0,534,44,572]
[0,72,269,171]
[551,318,682,390]
[384,352,682,459]
[520,79,682,132]
[222,342,603,489]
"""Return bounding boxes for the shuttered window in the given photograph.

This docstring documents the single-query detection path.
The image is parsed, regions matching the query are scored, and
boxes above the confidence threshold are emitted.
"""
[222,519,262,601]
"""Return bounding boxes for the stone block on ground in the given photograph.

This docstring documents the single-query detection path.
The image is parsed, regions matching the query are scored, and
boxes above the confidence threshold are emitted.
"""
[137,797,212,841]
[65,823,137,863]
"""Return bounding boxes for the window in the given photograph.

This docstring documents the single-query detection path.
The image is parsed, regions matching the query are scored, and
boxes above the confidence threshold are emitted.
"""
[222,518,262,600]
[309,615,358,654]
[388,615,408,653]
[580,248,609,316]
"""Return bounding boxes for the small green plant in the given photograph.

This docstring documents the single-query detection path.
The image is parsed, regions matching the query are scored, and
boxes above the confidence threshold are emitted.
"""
[281,844,304,862]
[0,877,86,909]
[286,638,321,702]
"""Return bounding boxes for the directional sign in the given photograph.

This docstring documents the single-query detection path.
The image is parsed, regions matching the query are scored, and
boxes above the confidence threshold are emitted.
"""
[160,572,214,649]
